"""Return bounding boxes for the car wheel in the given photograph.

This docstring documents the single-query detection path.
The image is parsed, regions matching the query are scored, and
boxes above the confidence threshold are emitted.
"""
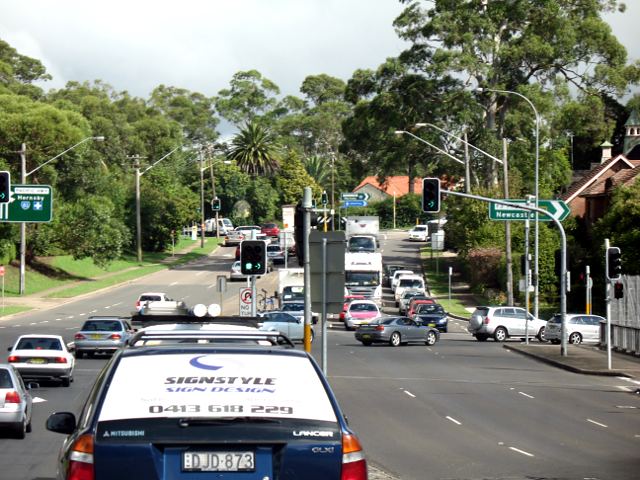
[537,327,547,342]
[61,377,71,387]
[493,327,508,342]
[362,340,372,346]
[475,334,488,342]
[344,323,353,331]
[75,351,85,359]
[389,332,401,347]
[425,331,437,346]
[569,332,582,345]
[26,416,32,433]
[13,417,27,439]
[309,329,315,343]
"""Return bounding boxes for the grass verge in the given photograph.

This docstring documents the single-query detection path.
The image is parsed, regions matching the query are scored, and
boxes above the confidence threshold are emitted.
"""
[0,306,33,317]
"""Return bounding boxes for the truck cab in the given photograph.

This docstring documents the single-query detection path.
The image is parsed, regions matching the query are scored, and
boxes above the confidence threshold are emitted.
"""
[344,252,383,305]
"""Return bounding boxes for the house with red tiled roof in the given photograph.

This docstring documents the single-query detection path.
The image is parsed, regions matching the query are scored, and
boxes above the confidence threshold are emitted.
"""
[353,175,457,202]
[562,110,640,225]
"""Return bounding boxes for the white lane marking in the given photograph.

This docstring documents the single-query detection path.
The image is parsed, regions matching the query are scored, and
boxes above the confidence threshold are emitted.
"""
[169,281,178,286]
[65,327,76,330]
[90,310,97,313]
[403,390,416,398]
[32,397,47,403]
[509,447,534,457]
[39,321,49,324]
[617,376,640,386]
[67,315,74,319]
[195,271,205,276]
[79,313,86,316]
[616,386,632,392]
[104,306,110,309]
[55,318,62,321]
[29,322,37,325]
[616,405,637,409]
[519,391,535,399]
[446,416,461,425]
[13,324,21,327]
[111,302,122,307]
[587,419,608,428]
[207,284,216,289]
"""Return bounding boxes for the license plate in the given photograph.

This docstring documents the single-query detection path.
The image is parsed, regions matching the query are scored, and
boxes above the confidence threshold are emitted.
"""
[428,323,436,327]
[362,334,371,339]
[27,358,46,364]
[90,334,102,339]
[182,451,255,472]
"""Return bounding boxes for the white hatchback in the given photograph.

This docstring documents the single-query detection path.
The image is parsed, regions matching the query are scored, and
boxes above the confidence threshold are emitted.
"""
[408,225,429,241]
[545,314,605,345]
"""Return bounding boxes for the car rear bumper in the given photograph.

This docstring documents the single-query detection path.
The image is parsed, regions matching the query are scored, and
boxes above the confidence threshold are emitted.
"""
[14,365,72,380]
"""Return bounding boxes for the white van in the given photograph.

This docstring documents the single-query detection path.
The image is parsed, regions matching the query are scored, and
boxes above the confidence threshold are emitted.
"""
[205,217,234,235]
[393,274,426,305]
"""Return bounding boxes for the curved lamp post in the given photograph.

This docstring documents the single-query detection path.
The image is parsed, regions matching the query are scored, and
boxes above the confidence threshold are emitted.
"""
[18,136,105,294]
[477,87,540,323]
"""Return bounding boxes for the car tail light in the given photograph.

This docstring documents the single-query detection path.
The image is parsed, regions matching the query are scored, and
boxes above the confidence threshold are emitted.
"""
[7,356,19,363]
[341,432,367,480]
[5,391,20,403]
[135,300,140,309]
[68,434,94,480]
[483,317,491,324]
[74,333,86,340]
[109,334,122,340]
[375,325,385,331]
[54,357,68,364]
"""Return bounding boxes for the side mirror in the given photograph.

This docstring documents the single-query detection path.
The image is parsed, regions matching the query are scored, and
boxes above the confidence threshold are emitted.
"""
[27,382,39,389]
[7,346,12,352]
[46,412,77,435]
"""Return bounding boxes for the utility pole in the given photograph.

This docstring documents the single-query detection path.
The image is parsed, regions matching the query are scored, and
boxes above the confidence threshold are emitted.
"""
[464,132,471,194]
[199,149,205,248]
[130,155,144,264]
[19,143,26,295]
[503,139,513,305]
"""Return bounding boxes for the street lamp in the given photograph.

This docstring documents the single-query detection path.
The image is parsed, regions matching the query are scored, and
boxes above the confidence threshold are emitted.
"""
[133,145,182,263]
[394,130,466,165]
[18,136,105,295]
[477,87,540,323]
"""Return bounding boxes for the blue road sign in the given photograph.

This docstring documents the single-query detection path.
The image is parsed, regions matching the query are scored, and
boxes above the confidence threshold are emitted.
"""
[342,200,368,208]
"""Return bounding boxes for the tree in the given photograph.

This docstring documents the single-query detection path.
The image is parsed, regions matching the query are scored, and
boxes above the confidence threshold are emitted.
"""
[0,38,50,98]
[227,122,280,175]
[274,151,321,205]
[303,155,331,189]
[215,70,280,126]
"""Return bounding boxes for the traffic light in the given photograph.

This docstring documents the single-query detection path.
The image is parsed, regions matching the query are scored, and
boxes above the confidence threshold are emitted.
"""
[294,202,304,267]
[606,247,622,281]
[614,282,624,299]
[321,191,328,206]
[211,197,221,211]
[422,177,440,213]
[240,240,267,275]
[0,171,10,203]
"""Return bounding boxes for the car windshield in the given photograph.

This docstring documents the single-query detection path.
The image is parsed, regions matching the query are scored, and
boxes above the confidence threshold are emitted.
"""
[267,245,281,252]
[140,295,162,302]
[403,291,422,299]
[81,321,123,332]
[17,337,62,350]
[400,279,423,288]
[350,303,377,312]
[282,303,304,312]
[417,305,444,314]
[345,272,380,286]
[413,226,427,232]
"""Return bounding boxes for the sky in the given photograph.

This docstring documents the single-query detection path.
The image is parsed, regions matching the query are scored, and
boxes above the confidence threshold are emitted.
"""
[1,0,638,104]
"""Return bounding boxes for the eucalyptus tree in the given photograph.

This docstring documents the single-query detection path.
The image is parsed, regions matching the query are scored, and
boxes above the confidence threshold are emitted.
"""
[227,121,280,176]
[215,70,281,127]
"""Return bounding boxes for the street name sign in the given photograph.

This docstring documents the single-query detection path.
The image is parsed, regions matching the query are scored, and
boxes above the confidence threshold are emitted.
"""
[341,200,368,208]
[0,185,53,223]
[340,192,370,201]
[489,199,570,222]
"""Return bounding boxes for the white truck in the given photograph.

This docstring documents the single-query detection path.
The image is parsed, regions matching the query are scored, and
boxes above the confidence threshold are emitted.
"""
[277,268,304,307]
[344,251,383,305]
[345,216,379,240]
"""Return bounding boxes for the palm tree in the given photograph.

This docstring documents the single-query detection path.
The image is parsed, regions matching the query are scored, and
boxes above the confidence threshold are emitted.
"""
[227,122,280,175]
[303,155,331,189]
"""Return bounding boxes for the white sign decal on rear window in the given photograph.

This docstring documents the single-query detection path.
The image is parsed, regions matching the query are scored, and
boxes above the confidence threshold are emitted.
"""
[98,354,337,423]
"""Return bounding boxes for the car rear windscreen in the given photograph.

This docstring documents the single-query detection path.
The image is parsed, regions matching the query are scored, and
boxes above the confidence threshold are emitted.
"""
[98,353,337,423]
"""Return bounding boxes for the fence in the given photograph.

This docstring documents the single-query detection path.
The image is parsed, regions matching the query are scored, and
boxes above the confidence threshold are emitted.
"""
[605,275,640,356]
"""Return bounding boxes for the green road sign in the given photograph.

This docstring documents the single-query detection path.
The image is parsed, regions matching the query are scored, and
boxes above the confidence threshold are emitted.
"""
[0,185,53,223]
[340,192,370,201]
[489,199,570,222]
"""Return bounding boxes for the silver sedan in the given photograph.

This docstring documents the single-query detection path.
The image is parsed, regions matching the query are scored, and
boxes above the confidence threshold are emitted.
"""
[355,316,439,347]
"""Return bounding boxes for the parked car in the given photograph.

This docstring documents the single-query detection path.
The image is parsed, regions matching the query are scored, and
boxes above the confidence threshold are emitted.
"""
[545,313,605,345]
[383,264,406,287]
[7,335,75,386]
[390,269,414,290]
[343,300,382,330]
[398,290,424,315]
[413,303,448,333]
[407,224,429,241]
[355,316,439,347]
[261,222,280,238]
[46,326,367,480]
[135,292,172,311]
[229,260,245,281]
[258,311,313,342]
[73,317,134,358]
[467,306,547,342]
[0,363,35,438]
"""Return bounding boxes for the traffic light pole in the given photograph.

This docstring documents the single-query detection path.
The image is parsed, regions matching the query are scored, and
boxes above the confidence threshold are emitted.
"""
[443,189,570,356]
[605,238,612,370]
[302,187,313,353]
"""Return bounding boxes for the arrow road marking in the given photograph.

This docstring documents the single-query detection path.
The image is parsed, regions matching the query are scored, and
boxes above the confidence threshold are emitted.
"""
[509,447,534,457]
[587,419,608,428]
[32,397,47,403]
[446,416,461,425]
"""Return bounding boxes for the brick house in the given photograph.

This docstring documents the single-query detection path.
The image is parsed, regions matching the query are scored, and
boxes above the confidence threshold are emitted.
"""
[562,110,640,226]
[353,175,457,202]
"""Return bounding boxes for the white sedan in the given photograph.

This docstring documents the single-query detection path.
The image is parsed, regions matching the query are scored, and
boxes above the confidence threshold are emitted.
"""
[8,335,75,387]
[408,225,429,241]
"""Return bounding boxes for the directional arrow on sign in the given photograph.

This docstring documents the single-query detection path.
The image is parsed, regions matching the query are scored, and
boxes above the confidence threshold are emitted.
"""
[541,199,570,222]
[341,200,368,208]
[340,192,370,201]
[489,199,570,222]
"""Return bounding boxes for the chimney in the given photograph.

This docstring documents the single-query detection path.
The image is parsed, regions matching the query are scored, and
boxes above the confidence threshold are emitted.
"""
[599,141,613,164]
